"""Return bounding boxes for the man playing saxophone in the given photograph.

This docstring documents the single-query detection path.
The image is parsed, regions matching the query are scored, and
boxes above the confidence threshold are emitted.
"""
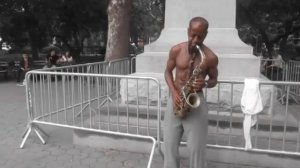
[164,17,218,168]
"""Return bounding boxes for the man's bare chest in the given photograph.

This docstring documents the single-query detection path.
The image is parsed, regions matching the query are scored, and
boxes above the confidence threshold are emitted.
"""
[176,53,207,71]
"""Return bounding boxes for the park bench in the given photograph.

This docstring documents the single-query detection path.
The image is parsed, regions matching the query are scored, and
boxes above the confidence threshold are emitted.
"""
[0,61,9,79]
[33,60,46,69]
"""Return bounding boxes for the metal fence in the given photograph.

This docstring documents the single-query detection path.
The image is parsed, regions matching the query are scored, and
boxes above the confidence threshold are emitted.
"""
[37,57,131,75]
[285,61,300,98]
[20,57,300,165]
[20,69,161,168]
[261,59,300,104]
[198,80,300,156]
[260,58,285,81]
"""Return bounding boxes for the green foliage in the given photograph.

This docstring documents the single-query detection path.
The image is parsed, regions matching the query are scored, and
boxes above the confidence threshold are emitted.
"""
[237,0,300,60]
[0,0,166,60]
[0,0,108,59]
[131,0,165,43]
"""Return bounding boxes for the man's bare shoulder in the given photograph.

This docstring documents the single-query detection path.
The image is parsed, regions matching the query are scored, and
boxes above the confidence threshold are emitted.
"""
[170,42,187,56]
[203,45,218,65]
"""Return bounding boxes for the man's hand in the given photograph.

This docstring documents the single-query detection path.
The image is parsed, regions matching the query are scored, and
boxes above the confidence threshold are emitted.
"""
[172,89,181,107]
[192,76,206,92]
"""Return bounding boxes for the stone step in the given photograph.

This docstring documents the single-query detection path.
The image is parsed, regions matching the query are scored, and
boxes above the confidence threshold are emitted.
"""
[74,101,300,145]
[76,101,299,135]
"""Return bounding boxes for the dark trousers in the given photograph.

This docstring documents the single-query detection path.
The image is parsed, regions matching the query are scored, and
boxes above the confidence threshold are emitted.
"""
[17,69,26,83]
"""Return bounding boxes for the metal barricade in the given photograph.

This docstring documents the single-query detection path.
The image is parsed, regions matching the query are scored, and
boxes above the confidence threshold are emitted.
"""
[260,58,285,81]
[21,56,300,163]
[261,59,300,104]
[285,61,300,98]
[20,70,162,168]
[36,57,131,75]
[130,56,137,73]
[194,80,300,156]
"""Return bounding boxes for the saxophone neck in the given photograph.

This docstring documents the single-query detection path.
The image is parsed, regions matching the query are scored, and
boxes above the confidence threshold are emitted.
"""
[195,45,205,65]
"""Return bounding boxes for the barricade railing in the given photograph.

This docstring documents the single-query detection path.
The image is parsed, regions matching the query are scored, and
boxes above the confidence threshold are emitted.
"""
[38,57,131,75]
[20,70,162,168]
[189,80,300,156]
[260,59,300,104]
[21,57,300,162]
[260,58,285,81]
[130,56,137,73]
[285,60,300,98]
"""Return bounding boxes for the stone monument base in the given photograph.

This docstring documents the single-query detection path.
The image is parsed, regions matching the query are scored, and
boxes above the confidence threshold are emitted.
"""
[120,73,274,115]
[136,53,260,78]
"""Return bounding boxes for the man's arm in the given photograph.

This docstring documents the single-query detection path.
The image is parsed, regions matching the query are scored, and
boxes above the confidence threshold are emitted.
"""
[165,46,181,106]
[165,48,177,93]
[206,55,218,88]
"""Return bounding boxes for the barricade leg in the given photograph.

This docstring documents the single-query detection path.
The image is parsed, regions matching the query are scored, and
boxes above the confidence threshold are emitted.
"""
[75,102,97,117]
[20,127,32,149]
[20,123,48,149]
[22,126,30,138]
[98,75,113,108]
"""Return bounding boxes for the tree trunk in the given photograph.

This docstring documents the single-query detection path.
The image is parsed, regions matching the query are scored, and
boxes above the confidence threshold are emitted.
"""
[105,0,132,61]
[29,29,39,60]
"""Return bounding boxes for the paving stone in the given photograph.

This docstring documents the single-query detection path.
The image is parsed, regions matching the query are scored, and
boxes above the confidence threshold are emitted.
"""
[123,152,146,161]
[124,159,139,168]
[106,160,124,168]
[113,153,134,162]
[62,161,76,168]
[151,153,164,163]
[0,159,7,165]
[56,154,73,162]
[81,157,97,166]
[43,155,57,163]
[3,160,18,168]
[60,163,73,168]
[139,159,152,166]
[78,152,89,159]
[148,161,163,168]
[104,149,120,157]
[80,146,97,152]
[28,162,48,168]
[59,144,76,152]
[207,161,231,168]
[45,161,64,168]
[97,156,112,165]
[89,150,105,159]
[49,148,63,156]
[66,148,82,155]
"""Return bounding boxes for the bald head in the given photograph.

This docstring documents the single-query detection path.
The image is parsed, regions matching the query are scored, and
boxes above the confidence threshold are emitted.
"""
[187,17,209,51]
[189,17,209,30]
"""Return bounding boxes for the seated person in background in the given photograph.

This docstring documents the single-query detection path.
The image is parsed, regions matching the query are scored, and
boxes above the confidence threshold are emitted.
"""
[267,54,283,69]
[17,53,33,85]
[58,50,74,66]
[265,54,284,81]
[44,49,59,68]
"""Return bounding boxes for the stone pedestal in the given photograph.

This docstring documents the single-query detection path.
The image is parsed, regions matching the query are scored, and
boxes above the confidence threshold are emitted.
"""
[135,0,260,79]
[136,52,260,79]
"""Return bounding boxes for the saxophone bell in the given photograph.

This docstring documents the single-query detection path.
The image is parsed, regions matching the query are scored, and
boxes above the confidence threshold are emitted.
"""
[186,92,201,108]
[181,87,201,109]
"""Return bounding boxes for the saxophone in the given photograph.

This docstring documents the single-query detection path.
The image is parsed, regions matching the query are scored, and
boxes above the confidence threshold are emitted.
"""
[174,45,206,118]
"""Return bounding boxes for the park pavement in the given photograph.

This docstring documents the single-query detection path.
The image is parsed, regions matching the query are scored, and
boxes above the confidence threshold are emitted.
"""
[0,78,273,168]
